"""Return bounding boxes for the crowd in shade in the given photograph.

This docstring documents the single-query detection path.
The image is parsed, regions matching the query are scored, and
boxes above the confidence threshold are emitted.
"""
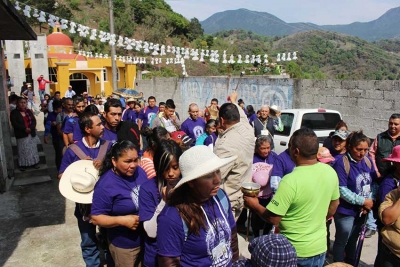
[12,81,400,267]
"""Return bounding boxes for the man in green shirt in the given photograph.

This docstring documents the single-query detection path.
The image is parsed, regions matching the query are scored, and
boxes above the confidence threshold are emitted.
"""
[244,128,340,267]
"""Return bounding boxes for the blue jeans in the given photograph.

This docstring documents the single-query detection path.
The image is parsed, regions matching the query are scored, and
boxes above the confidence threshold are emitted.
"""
[38,90,45,102]
[297,252,326,267]
[74,204,101,267]
[366,212,377,230]
[333,213,364,263]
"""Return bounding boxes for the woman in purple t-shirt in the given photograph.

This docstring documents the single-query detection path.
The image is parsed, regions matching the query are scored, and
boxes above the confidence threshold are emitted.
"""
[251,135,277,237]
[139,140,183,266]
[157,146,239,267]
[332,131,378,264]
[91,140,148,266]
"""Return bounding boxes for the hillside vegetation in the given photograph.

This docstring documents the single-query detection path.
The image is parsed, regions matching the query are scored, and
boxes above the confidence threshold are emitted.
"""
[18,0,400,80]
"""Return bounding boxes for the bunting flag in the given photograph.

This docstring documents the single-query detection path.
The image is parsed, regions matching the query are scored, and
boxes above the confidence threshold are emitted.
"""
[14,0,298,70]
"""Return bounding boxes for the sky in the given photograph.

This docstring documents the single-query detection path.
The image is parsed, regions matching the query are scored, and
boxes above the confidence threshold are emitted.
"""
[167,0,399,25]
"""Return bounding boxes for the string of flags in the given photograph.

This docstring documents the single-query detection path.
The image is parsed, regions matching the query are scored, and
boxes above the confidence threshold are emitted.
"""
[14,0,298,75]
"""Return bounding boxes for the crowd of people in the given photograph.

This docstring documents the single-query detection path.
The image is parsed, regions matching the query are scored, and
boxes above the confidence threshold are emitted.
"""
[10,81,400,267]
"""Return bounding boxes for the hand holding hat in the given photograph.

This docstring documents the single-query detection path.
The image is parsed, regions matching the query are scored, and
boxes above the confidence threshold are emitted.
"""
[59,160,99,204]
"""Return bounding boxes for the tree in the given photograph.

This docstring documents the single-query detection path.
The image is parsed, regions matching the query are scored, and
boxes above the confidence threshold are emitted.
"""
[187,18,204,41]
[285,62,302,78]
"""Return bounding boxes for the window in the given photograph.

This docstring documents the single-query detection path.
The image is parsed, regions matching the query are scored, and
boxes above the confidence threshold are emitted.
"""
[301,113,341,130]
[116,68,120,81]
[35,53,44,59]
[13,54,21,59]
[48,67,58,82]
[278,113,294,137]
[95,69,108,82]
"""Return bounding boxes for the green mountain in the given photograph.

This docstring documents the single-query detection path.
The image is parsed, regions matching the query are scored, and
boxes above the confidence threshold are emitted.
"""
[201,7,400,42]
[322,7,400,41]
[201,8,316,37]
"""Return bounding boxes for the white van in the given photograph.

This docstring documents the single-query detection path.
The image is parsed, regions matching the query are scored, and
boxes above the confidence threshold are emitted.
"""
[273,109,342,154]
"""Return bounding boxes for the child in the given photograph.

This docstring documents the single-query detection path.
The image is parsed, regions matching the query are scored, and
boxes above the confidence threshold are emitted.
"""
[195,119,218,147]
[22,84,39,115]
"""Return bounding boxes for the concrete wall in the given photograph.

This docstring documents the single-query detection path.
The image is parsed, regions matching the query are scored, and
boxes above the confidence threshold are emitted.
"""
[4,40,25,94]
[29,35,50,94]
[0,43,14,192]
[137,77,399,138]
[295,80,400,138]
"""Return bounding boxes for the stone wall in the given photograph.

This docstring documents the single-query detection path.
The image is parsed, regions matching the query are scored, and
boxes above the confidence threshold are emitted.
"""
[295,80,400,138]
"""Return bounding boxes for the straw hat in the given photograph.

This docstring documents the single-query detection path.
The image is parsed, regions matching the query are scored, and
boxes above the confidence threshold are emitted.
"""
[269,105,280,119]
[174,146,237,189]
[59,160,99,204]
[126,98,136,104]
[382,145,400,163]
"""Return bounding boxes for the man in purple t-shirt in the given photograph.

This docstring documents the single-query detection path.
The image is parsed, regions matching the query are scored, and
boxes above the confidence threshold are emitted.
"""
[181,103,206,146]
[137,96,158,150]
[102,99,123,143]
[270,136,296,192]
[59,112,110,267]
[62,97,85,145]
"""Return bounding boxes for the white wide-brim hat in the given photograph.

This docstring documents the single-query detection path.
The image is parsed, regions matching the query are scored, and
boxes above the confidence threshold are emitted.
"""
[59,160,99,204]
[174,145,237,190]
[269,105,280,119]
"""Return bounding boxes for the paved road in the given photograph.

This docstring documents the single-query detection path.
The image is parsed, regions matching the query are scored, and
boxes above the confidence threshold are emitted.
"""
[0,132,378,266]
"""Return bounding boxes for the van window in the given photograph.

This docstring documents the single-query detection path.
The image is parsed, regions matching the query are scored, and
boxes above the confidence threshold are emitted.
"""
[301,113,341,130]
[279,113,294,136]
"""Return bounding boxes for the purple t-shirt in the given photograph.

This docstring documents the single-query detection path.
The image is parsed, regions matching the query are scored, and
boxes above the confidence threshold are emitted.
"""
[181,118,206,143]
[59,140,112,174]
[270,149,295,178]
[122,109,139,123]
[247,114,257,126]
[377,174,398,204]
[204,133,217,146]
[333,154,377,216]
[91,168,148,249]
[102,127,117,143]
[253,151,278,164]
[63,116,83,141]
[139,106,159,128]
[157,189,235,267]
[46,111,58,138]
[139,178,160,266]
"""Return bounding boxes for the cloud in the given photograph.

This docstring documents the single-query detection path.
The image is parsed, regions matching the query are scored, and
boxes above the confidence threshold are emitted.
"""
[168,0,398,25]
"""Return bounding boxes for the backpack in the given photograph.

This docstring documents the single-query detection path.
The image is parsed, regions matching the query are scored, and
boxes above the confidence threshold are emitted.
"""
[342,154,372,177]
[182,189,230,241]
[68,140,110,161]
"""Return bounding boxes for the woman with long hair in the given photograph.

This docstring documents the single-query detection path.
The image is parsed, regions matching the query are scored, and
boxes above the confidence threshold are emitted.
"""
[246,105,257,126]
[139,140,183,266]
[332,131,378,264]
[140,127,171,179]
[10,97,40,171]
[91,140,148,266]
[157,145,239,266]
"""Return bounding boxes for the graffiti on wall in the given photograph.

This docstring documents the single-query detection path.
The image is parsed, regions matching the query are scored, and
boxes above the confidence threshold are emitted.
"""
[180,77,294,113]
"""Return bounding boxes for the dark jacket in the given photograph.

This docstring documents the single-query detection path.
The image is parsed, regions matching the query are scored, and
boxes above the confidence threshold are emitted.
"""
[10,109,37,139]
[375,131,400,176]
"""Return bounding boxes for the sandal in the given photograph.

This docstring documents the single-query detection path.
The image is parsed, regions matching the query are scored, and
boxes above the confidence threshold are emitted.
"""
[19,167,26,171]
[33,164,40,169]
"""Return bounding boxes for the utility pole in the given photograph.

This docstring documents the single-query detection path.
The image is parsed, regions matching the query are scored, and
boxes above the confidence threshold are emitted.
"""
[109,0,118,91]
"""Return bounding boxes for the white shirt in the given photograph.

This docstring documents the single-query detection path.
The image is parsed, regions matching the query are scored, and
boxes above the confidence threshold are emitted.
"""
[65,90,76,98]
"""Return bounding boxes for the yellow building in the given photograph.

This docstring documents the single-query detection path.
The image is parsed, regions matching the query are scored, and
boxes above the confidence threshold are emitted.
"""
[7,27,137,97]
